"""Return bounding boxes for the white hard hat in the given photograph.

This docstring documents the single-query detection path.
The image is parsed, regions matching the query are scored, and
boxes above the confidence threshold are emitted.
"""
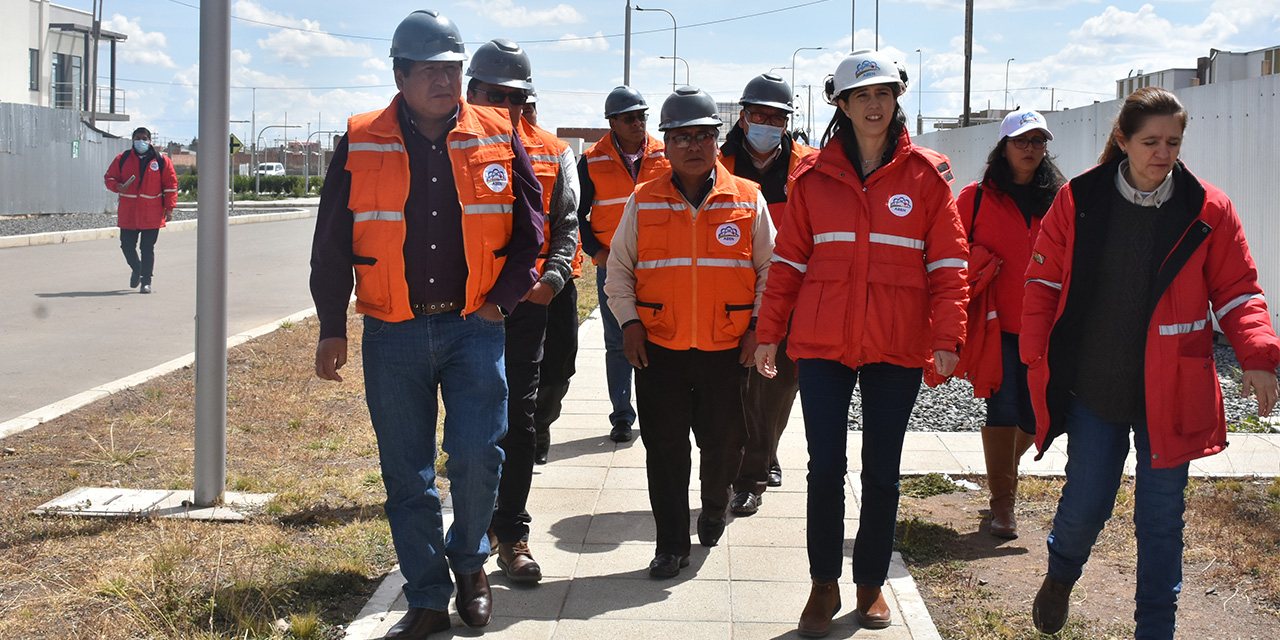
[829,49,904,100]
[1000,109,1054,141]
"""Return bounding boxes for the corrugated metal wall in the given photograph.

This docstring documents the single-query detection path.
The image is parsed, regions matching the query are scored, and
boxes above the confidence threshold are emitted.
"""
[917,74,1280,320]
[0,102,122,215]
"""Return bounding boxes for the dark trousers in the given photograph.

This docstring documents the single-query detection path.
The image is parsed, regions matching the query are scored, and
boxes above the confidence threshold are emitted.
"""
[734,335,799,495]
[798,359,922,585]
[534,282,579,449]
[120,228,159,284]
[985,331,1036,432]
[492,299,549,543]
[634,343,747,556]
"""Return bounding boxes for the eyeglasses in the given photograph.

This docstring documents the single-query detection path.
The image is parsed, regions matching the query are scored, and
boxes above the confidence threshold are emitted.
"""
[744,109,789,127]
[1009,137,1048,150]
[612,112,647,125]
[667,131,717,149]
[478,88,530,106]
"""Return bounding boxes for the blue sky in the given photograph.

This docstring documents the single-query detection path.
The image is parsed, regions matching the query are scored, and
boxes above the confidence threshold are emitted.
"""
[84,0,1279,147]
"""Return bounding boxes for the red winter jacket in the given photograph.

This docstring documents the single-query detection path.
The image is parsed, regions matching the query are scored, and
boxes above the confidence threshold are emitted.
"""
[105,148,178,230]
[945,244,1003,397]
[758,130,969,371]
[957,181,1043,336]
[1021,159,1280,469]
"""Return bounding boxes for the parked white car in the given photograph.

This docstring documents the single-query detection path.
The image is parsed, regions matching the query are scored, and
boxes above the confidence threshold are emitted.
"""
[256,162,285,176]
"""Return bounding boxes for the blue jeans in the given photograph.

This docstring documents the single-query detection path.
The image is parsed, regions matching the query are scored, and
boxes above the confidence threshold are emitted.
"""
[596,265,636,427]
[1047,397,1189,640]
[362,312,508,610]
[985,332,1035,432]
[798,359,922,585]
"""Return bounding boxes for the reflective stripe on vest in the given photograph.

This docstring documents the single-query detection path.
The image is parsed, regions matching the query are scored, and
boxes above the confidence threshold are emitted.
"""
[814,231,856,244]
[353,211,404,223]
[926,258,968,272]
[772,256,807,273]
[1027,278,1062,290]
[584,133,670,250]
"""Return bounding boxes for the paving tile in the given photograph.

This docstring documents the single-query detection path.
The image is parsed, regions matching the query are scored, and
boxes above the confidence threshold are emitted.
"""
[560,576,731,621]
[573,542,730,581]
[903,432,950,452]
[552,619,730,640]
[530,465,608,491]
[603,466,651,490]
[533,512,593,546]
[733,621,915,639]
[485,576,572,620]
[583,511,656,544]
[525,489,600,515]
[945,450,987,474]
[468,617,557,640]
[609,440,647,467]
[729,545,812,582]
[938,432,984,453]
[592,489,651,514]
[487,542,582,580]
[891,450,963,474]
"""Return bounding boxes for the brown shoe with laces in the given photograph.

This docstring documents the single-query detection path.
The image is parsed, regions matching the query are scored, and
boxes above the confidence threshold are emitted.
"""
[497,540,543,583]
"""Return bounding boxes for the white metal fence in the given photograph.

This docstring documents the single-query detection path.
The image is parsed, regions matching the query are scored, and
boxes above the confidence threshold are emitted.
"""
[0,102,122,215]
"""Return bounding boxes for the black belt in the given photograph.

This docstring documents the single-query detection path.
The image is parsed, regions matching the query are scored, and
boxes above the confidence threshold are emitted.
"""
[411,301,462,316]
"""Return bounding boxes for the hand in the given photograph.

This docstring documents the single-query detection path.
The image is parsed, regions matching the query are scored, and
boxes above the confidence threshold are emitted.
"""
[315,337,348,382]
[738,329,758,367]
[163,209,173,222]
[933,350,959,377]
[755,343,778,378]
[1241,369,1280,418]
[594,248,610,265]
[522,281,555,305]
[475,302,505,322]
[623,323,649,369]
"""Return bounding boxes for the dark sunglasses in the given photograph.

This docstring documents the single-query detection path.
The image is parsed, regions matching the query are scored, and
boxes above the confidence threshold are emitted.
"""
[612,112,648,125]
[479,88,530,106]
[667,131,717,149]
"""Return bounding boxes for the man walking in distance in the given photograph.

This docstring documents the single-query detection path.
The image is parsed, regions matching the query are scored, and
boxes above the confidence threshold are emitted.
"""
[719,73,814,516]
[605,86,774,578]
[310,11,543,639]
[464,38,579,584]
[104,126,177,294]
[577,86,670,443]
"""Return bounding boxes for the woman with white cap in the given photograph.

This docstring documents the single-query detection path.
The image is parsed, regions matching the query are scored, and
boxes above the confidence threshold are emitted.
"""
[955,109,1066,540]
[754,49,968,636]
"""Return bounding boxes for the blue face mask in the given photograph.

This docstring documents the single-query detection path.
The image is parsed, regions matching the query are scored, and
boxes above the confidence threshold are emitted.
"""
[744,121,784,154]
[133,140,150,155]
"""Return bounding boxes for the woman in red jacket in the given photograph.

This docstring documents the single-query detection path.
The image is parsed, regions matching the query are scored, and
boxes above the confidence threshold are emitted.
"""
[103,127,178,293]
[1022,87,1279,639]
[754,49,968,636]
[956,109,1066,539]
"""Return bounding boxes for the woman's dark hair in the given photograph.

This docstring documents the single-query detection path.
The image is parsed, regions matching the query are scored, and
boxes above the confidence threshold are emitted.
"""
[820,82,906,160]
[1098,87,1188,165]
[982,137,1066,218]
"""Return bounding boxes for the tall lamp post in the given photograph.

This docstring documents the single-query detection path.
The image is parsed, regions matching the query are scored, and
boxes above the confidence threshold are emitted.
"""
[1004,57,1015,111]
[916,49,923,135]
[304,129,343,192]
[635,6,677,91]
[254,124,300,193]
[659,56,690,85]
[791,46,823,96]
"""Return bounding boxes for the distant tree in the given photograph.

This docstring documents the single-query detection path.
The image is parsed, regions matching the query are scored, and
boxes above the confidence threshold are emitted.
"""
[189,137,199,152]
[165,140,183,155]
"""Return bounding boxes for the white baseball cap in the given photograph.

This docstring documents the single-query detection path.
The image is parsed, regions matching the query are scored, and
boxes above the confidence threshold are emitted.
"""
[1000,109,1053,141]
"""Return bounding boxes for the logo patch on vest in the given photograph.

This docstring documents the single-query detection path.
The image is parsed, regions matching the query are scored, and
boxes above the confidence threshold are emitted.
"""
[483,164,509,192]
[716,223,742,246]
[887,194,913,217]
[149,160,160,172]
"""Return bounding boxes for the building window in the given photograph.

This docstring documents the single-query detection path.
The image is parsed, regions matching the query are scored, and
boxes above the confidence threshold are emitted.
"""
[52,53,82,109]
[29,49,39,91]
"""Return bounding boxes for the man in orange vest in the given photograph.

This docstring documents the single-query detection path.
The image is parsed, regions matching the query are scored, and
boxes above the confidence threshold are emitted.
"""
[719,73,815,516]
[604,87,774,579]
[577,86,670,443]
[464,38,580,585]
[309,11,543,639]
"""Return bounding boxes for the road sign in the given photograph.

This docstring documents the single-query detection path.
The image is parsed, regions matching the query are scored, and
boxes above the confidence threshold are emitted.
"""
[229,134,243,155]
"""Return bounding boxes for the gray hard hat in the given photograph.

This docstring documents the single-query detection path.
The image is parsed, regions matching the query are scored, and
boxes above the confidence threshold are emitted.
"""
[604,86,648,118]
[466,38,534,91]
[658,86,722,132]
[739,73,794,112]
[389,10,467,62]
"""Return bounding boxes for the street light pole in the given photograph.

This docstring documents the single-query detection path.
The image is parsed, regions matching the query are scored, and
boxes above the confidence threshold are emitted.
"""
[659,56,690,85]
[1005,57,1015,111]
[635,6,677,91]
[916,49,923,135]
[624,1,632,86]
[791,46,823,96]
[254,124,300,193]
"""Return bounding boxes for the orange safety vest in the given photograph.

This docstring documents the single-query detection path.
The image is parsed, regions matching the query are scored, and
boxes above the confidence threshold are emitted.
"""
[523,125,584,278]
[632,166,762,352]
[584,132,669,253]
[347,95,521,320]
[721,139,815,223]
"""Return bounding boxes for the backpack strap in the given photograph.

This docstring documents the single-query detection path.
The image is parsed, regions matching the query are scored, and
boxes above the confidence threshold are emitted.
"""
[968,185,984,243]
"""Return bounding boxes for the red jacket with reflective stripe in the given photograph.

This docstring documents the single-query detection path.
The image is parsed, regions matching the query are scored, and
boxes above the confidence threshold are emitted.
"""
[105,149,178,230]
[758,131,969,370]
[1021,159,1280,468]
[632,167,762,351]
[957,181,1043,336]
[346,95,523,320]
[583,132,669,252]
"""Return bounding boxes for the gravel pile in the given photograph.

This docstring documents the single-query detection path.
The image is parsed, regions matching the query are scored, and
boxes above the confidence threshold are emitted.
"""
[851,342,1267,432]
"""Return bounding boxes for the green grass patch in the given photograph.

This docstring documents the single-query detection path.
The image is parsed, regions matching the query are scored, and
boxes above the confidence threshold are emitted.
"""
[901,472,962,498]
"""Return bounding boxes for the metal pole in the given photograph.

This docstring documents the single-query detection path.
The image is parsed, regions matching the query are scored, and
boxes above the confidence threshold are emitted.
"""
[851,0,855,50]
[807,84,813,141]
[624,1,632,86]
[791,47,823,99]
[916,49,923,136]
[252,88,258,194]
[194,0,231,508]
[875,0,879,50]
[962,0,973,127]
[1004,58,1014,111]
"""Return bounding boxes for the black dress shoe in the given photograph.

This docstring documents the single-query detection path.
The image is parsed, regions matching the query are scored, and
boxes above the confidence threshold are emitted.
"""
[648,553,689,578]
[1032,574,1074,634]
[384,607,449,639]
[609,422,633,442]
[453,569,492,628]
[697,514,726,547]
[729,491,761,515]
[534,445,549,465]
[767,466,783,487]
[129,270,141,289]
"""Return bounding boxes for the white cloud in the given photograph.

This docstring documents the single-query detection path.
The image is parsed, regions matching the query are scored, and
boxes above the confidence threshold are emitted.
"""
[352,73,385,86]
[232,50,252,66]
[457,0,586,28]
[549,32,609,53]
[256,24,373,66]
[103,15,176,68]
[232,1,308,29]
[363,58,392,71]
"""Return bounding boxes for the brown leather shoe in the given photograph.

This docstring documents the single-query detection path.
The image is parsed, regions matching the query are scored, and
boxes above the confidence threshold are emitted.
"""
[797,579,841,637]
[383,607,449,639]
[453,569,492,628]
[855,584,891,629]
[1032,574,1074,634]
[497,540,543,583]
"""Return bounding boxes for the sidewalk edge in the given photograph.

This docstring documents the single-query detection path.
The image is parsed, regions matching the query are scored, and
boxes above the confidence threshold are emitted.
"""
[0,209,313,249]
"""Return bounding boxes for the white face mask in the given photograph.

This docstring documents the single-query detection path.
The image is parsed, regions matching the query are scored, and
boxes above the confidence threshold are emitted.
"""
[133,140,151,155]
[744,121,784,153]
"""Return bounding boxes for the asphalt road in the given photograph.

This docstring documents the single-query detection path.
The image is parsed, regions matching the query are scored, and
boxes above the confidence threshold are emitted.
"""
[0,214,319,424]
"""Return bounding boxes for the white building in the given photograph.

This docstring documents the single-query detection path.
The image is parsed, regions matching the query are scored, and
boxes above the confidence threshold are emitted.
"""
[1116,45,1280,99]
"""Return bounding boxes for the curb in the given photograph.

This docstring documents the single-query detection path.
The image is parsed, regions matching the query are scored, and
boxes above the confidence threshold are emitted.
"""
[0,307,318,441]
[0,209,314,249]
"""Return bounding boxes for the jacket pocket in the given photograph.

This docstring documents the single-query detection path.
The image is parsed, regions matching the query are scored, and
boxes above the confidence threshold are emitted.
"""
[714,302,755,343]
[635,300,675,341]
[866,261,930,356]
[791,257,851,348]
[1171,355,1222,436]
